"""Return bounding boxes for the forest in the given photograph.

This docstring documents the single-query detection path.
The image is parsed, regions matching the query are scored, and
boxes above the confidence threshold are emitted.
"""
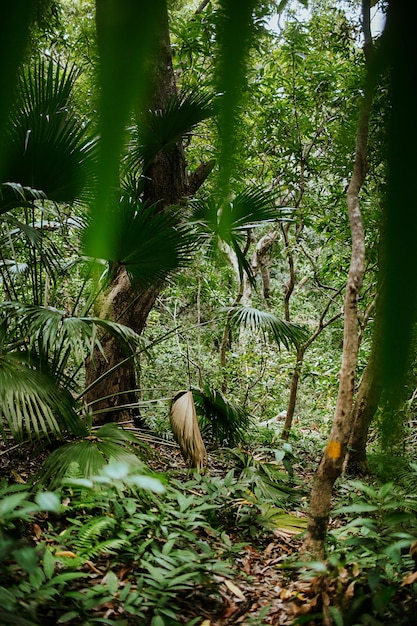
[1,0,417,624]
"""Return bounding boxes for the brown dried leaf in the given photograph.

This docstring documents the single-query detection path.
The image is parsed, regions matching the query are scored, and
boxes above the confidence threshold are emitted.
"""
[32,523,42,539]
[55,550,77,558]
[224,579,246,600]
[401,571,417,586]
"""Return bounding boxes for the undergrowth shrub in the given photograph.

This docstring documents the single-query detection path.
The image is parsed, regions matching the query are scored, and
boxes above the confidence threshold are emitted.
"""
[0,461,240,626]
[290,477,417,626]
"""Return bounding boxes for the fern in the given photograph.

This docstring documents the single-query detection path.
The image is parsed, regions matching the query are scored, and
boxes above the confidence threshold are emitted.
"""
[82,538,127,559]
[72,516,116,551]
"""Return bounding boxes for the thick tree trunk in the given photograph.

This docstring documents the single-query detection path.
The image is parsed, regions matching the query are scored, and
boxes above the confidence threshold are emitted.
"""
[84,2,189,425]
[302,0,372,556]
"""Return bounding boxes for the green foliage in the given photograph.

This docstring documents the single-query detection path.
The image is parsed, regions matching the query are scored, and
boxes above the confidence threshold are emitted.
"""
[181,446,307,539]
[192,384,253,446]
[86,197,195,289]
[0,480,83,626]
[322,478,417,625]
[128,89,218,169]
[3,57,94,205]
[0,301,149,443]
[39,423,147,487]
[224,305,308,349]
[30,462,235,624]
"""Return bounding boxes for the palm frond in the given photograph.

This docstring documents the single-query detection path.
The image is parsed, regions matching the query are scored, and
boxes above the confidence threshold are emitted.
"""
[221,186,292,236]
[192,385,252,447]
[0,182,46,215]
[39,423,145,487]
[3,57,95,204]
[85,197,195,288]
[127,90,218,170]
[190,186,287,244]
[1,214,65,295]
[223,305,308,349]
[0,351,86,443]
[0,302,145,383]
[170,390,207,469]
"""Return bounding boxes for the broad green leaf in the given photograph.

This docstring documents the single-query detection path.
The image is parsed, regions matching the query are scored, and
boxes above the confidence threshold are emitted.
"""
[35,492,61,512]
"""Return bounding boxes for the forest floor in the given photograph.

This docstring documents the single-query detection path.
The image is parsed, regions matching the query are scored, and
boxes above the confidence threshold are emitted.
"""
[148,441,314,626]
[0,432,322,625]
[2,431,416,625]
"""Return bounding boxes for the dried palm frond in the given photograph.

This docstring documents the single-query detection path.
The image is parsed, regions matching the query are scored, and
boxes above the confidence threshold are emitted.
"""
[170,390,207,470]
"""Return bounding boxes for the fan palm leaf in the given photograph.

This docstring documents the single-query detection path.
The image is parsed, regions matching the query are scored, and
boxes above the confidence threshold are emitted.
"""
[84,197,195,288]
[127,90,218,171]
[0,212,66,302]
[0,351,86,443]
[191,186,288,243]
[192,385,253,447]
[223,305,308,350]
[1,301,146,385]
[0,182,46,216]
[40,423,146,488]
[189,186,292,281]
[2,57,95,206]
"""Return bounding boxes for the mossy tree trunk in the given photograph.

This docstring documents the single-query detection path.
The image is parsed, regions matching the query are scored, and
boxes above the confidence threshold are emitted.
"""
[84,3,193,424]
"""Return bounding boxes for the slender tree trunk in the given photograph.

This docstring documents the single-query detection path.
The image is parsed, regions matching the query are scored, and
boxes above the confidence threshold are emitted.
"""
[242,229,279,306]
[302,0,372,556]
[281,346,305,440]
[281,295,343,441]
[345,289,384,475]
[84,2,190,424]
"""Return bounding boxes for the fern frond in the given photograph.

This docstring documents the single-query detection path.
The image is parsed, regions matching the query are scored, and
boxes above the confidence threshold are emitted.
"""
[74,516,116,551]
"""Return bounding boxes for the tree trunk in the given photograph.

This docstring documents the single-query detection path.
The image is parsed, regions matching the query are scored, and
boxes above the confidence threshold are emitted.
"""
[242,229,279,306]
[84,2,189,425]
[281,346,305,440]
[302,0,372,556]
[345,290,384,475]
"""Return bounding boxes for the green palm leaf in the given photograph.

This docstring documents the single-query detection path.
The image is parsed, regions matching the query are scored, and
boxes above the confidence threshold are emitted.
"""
[84,197,195,288]
[3,57,95,205]
[1,302,145,383]
[190,186,292,281]
[127,90,217,170]
[0,182,46,215]
[223,305,308,349]
[1,213,64,296]
[192,385,253,447]
[191,186,287,244]
[40,423,145,487]
[0,352,86,443]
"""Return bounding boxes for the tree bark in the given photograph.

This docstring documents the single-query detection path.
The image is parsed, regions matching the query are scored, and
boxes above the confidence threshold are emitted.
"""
[302,0,372,556]
[242,229,279,306]
[84,2,192,425]
[345,289,384,475]
[281,299,342,441]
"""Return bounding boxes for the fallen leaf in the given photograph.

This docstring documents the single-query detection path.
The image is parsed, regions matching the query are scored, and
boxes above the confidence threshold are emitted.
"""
[11,470,26,484]
[401,571,417,586]
[32,523,42,539]
[280,588,294,600]
[55,551,77,558]
[85,560,102,574]
[224,579,246,600]
[200,621,212,626]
